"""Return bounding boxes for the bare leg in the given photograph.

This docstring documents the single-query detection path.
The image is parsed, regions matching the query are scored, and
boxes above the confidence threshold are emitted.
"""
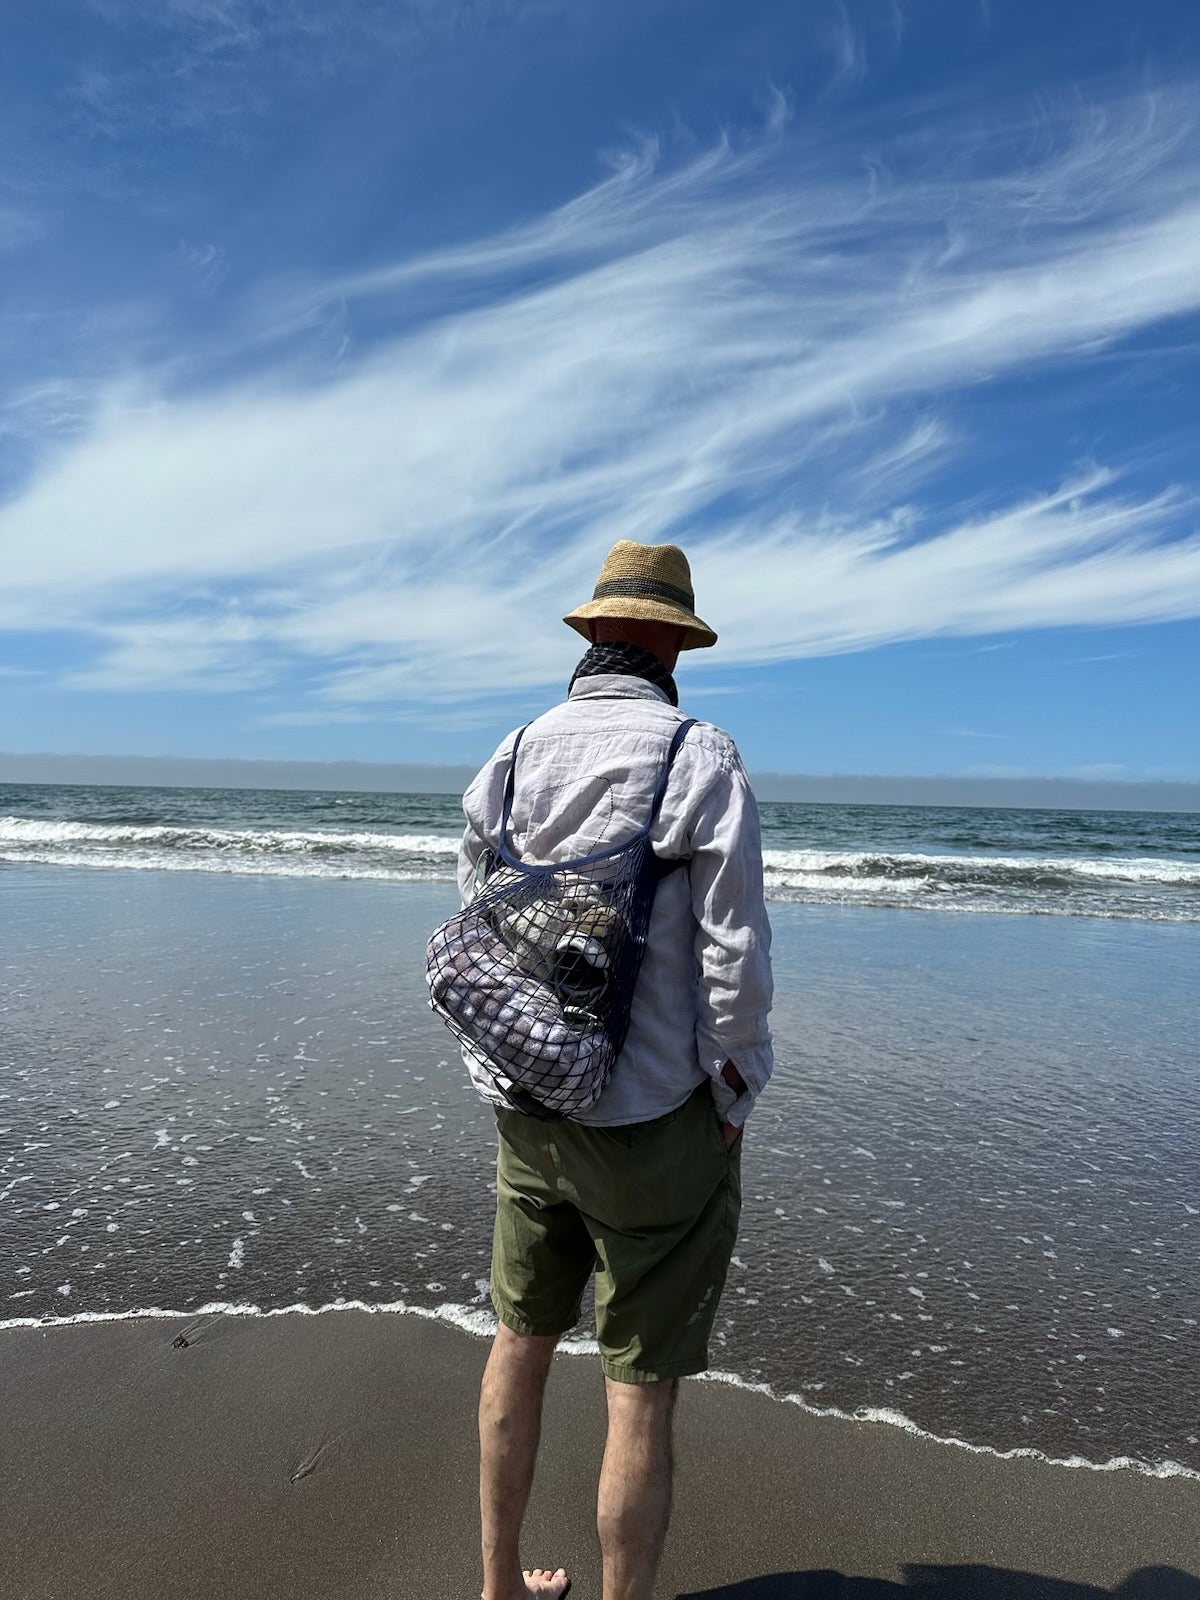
[479,1322,570,1600]
[597,1376,679,1600]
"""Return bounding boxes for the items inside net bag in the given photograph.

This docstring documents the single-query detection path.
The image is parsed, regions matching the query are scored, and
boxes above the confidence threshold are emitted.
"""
[426,855,642,1119]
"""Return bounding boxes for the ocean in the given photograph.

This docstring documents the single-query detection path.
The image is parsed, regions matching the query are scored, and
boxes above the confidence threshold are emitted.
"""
[2,781,1198,920]
[1,782,1198,1480]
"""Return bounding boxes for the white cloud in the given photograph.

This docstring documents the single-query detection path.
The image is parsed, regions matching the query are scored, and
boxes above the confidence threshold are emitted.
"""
[826,2,869,94]
[69,0,589,142]
[3,89,1200,706]
[176,240,229,297]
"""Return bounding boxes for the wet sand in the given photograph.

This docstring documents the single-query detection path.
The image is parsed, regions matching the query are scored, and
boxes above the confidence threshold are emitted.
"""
[2,1310,1198,1600]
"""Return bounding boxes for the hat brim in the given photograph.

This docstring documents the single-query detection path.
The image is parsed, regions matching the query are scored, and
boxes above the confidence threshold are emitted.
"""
[563,596,717,650]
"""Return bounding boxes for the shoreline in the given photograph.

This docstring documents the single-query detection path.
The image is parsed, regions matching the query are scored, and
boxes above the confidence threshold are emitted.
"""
[3,1297,1199,1488]
[3,1309,1198,1599]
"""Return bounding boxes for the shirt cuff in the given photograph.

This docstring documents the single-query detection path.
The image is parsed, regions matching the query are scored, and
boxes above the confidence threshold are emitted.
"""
[711,1081,756,1127]
[702,1041,772,1127]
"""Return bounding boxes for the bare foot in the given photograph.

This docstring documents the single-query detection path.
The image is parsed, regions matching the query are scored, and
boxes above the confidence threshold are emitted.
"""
[523,1571,570,1598]
[483,1570,570,1600]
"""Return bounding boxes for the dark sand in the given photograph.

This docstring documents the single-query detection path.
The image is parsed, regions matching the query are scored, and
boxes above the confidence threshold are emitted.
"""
[2,1311,1198,1600]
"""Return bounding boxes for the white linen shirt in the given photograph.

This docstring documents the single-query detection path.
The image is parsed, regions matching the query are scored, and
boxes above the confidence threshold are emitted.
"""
[456,675,773,1127]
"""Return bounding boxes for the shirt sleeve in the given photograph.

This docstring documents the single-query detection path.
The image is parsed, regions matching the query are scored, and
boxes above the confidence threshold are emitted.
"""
[686,745,774,1127]
[457,818,488,907]
[456,735,515,906]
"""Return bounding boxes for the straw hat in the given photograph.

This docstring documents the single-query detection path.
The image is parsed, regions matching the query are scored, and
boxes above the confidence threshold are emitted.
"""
[563,541,717,651]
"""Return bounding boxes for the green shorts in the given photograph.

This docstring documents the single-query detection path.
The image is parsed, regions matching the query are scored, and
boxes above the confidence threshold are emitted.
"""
[490,1082,742,1383]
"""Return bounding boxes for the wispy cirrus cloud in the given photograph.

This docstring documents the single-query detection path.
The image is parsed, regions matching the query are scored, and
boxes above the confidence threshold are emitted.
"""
[68,0,588,143]
[2,87,1200,713]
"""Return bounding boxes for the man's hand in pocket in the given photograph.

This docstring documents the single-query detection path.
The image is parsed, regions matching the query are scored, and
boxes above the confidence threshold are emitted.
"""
[719,1060,747,1150]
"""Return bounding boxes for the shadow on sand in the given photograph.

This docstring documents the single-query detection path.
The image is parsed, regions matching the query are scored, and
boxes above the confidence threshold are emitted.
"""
[678,1566,1200,1599]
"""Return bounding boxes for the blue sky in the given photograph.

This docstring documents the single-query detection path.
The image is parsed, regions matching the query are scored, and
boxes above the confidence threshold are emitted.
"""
[2,0,1199,782]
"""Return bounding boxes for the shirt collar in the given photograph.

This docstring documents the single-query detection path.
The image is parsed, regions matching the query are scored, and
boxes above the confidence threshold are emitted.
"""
[566,674,672,706]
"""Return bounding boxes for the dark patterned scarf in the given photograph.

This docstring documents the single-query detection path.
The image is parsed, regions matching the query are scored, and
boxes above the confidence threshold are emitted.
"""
[568,641,679,707]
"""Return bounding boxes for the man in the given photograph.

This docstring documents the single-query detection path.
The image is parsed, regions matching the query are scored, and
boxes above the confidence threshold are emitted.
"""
[456,540,773,1600]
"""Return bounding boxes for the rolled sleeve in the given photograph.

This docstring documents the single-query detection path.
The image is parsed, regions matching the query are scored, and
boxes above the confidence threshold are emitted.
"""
[687,751,774,1125]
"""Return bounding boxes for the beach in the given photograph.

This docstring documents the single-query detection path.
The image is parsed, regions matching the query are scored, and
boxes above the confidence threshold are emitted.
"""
[3,1308,1200,1600]
[2,789,1199,1595]
[8,0,1200,1582]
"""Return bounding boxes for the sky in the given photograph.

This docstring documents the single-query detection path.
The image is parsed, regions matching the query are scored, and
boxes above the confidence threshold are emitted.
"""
[2,0,1199,786]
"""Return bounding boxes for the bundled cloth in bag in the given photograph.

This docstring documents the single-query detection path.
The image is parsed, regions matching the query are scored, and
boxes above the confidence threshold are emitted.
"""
[426,718,696,1120]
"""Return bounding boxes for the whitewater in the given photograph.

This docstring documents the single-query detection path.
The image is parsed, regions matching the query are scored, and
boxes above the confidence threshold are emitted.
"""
[1,782,1197,919]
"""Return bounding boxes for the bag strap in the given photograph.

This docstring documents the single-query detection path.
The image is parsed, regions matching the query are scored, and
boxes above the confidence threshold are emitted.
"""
[498,724,530,854]
[499,716,696,857]
[648,717,697,826]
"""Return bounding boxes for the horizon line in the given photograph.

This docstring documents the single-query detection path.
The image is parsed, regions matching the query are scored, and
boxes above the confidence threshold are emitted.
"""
[2,750,1197,814]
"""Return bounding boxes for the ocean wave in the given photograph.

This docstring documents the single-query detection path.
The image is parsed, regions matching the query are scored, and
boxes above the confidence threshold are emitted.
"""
[5,817,1194,883]
[761,848,1200,889]
[3,818,1197,918]
[0,817,459,857]
[2,1297,1196,1483]
[0,846,452,884]
[755,848,1199,919]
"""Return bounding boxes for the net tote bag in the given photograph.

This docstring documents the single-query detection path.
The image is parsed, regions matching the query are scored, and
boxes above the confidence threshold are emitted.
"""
[426,718,696,1120]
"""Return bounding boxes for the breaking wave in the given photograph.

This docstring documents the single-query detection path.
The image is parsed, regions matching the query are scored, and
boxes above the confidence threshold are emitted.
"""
[2,816,1196,919]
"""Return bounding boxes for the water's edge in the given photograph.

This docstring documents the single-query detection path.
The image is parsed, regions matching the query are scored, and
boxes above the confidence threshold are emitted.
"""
[5,1297,1197,1485]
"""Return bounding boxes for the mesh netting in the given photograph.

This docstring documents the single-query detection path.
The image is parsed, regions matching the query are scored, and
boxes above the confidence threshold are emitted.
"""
[426,718,695,1120]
